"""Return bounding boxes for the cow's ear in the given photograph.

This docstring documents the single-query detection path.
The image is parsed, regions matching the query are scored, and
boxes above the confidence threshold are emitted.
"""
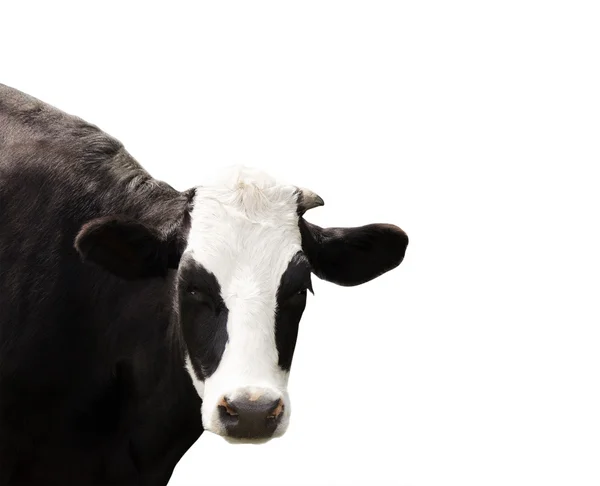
[299,218,408,286]
[75,215,184,280]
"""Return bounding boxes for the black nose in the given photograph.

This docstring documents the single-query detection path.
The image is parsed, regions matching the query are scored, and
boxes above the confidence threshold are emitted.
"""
[218,395,284,439]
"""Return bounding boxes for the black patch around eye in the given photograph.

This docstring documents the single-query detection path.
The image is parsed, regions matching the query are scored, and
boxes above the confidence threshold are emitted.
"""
[178,259,229,379]
[275,252,311,371]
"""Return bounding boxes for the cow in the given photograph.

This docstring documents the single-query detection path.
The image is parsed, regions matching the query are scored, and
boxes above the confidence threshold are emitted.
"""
[0,83,408,485]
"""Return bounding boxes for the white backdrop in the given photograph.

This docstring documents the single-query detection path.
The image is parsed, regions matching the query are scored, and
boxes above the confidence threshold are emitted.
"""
[2,2,599,485]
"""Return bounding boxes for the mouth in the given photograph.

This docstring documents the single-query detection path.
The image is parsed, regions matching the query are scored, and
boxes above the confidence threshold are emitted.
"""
[204,416,288,444]
[221,435,278,445]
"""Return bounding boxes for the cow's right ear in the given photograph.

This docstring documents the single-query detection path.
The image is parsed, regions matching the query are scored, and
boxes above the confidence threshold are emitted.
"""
[75,215,184,280]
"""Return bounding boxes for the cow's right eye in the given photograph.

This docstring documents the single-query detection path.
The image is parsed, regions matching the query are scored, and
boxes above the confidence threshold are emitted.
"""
[187,287,216,311]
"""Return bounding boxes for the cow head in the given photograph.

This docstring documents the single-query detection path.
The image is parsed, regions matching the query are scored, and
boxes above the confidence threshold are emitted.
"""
[75,167,408,441]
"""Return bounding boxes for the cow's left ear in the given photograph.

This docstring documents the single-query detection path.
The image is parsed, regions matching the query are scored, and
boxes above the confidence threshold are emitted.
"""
[299,218,408,287]
[75,215,185,280]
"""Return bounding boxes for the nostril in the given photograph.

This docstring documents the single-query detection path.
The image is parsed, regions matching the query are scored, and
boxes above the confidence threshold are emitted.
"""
[267,399,284,420]
[218,396,238,417]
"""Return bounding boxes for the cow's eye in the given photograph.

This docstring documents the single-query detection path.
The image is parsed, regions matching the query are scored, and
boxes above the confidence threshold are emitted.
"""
[285,287,309,302]
[187,287,216,310]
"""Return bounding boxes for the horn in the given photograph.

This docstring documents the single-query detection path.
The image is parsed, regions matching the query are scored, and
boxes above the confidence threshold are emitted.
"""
[297,188,324,215]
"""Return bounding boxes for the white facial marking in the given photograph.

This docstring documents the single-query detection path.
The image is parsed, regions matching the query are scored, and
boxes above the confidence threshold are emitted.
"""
[182,166,303,437]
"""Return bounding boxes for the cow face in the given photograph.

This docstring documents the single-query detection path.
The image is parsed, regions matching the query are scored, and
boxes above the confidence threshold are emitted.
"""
[75,167,408,441]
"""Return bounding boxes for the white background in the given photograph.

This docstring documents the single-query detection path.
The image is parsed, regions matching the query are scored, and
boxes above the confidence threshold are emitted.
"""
[2,2,599,485]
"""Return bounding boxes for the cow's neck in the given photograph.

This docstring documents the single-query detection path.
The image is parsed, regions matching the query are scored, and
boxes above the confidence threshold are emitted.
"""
[111,277,203,480]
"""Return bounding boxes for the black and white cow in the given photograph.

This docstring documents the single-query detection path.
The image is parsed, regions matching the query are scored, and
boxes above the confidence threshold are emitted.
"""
[0,84,408,485]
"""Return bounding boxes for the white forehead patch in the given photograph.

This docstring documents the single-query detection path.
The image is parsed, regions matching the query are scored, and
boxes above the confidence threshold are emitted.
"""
[186,166,303,287]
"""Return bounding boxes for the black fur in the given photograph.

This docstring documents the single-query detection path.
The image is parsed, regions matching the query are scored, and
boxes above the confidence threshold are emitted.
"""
[0,84,201,485]
[275,252,313,371]
[178,259,229,380]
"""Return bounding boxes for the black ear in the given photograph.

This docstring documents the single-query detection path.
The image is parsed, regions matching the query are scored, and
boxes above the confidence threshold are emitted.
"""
[75,215,185,280]
[299,219,408,286]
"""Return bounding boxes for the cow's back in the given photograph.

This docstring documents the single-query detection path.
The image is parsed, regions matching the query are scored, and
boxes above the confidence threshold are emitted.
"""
[0,85,202,485]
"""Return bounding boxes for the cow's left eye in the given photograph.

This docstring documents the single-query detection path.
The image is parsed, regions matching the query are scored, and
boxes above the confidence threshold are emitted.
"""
[285,288,309,302]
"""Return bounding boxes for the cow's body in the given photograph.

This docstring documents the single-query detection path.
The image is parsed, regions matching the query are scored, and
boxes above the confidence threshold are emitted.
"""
[0,85,202,485]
